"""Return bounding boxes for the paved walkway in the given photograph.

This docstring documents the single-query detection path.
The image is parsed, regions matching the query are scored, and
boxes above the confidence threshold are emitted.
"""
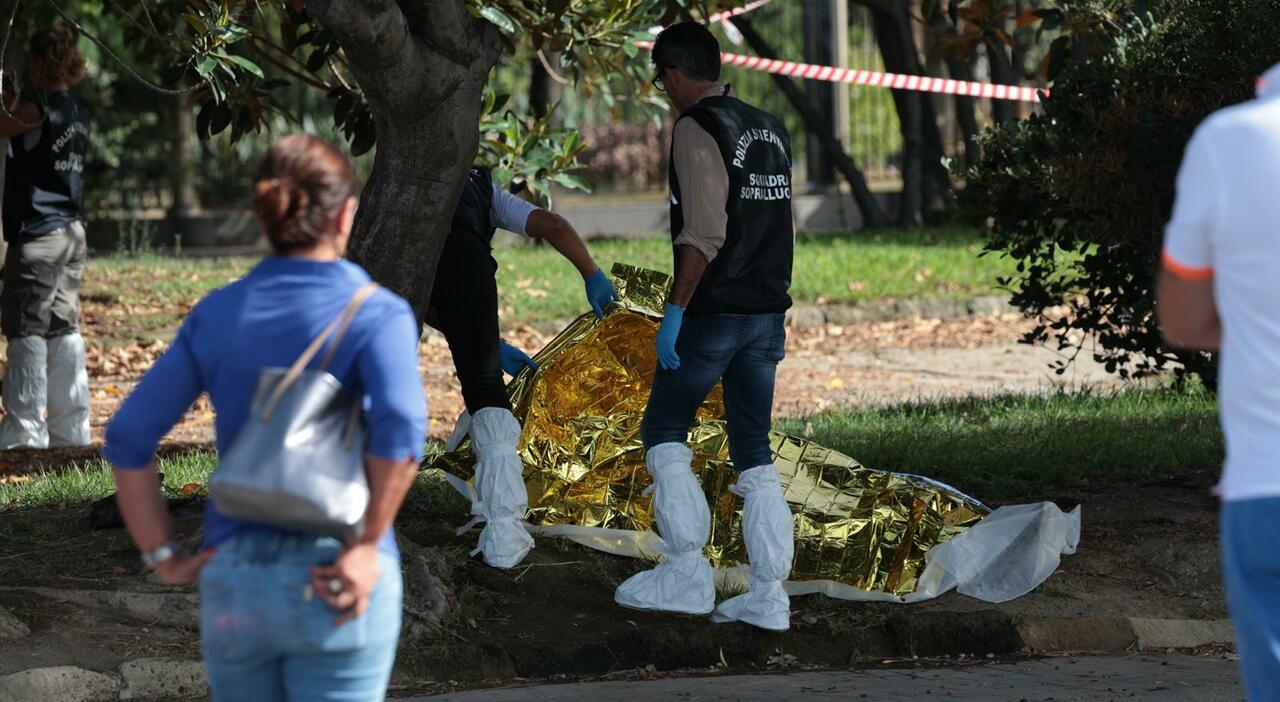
[407,654,1241,701]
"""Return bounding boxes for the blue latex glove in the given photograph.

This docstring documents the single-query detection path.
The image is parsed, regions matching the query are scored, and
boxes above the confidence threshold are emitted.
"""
[584,269,621,318]
[656,303,684,370]
[499,341,538,376]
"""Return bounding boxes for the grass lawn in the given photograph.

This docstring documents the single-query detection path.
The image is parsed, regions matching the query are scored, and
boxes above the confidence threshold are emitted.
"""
[80,227,1014,343]
[494,226,1014,321]
[777,385,1223,503]
[2,387,1221,511]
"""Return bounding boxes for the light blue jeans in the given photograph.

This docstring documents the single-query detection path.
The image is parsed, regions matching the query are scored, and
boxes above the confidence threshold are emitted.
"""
[1221,497,1280,701]
[199,531,403,702]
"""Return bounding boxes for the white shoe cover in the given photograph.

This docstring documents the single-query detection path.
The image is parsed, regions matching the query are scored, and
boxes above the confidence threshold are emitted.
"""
[614,442,715,615]
[713,464,795,631]
[47,333,90,447]
[469,407,534,569]
[0,336,49,450]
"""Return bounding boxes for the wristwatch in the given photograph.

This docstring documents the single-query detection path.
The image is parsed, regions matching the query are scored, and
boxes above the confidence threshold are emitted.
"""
[140,540,179,569]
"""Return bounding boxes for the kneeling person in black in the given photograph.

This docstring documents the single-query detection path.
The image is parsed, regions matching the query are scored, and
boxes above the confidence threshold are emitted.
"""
[429,165,617,569]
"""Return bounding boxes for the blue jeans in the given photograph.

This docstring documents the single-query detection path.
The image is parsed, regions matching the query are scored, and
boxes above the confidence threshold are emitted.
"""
[1222,497,1280,701]
[642,312,786,470]
[199,531,403,702]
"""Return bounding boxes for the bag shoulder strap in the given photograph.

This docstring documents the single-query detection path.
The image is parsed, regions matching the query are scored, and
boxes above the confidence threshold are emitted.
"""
[259,282,380,420]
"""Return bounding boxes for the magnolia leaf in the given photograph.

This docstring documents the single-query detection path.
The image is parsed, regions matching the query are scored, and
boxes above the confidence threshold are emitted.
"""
[225,54,265,79]
[479,7,517,35]
[550,172,591,193]
[184,13,209,35]
[195,56,217,77]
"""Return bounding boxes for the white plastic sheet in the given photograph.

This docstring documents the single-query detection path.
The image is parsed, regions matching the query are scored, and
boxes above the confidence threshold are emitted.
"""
[906,502,1081,604]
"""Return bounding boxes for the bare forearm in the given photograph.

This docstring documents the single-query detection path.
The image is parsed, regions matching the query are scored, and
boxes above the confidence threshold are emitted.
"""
[358,455,418,545]
[1156,269,1221,352]
[111,466,174,552]
[669,245,709,308]
[527,211,598,279]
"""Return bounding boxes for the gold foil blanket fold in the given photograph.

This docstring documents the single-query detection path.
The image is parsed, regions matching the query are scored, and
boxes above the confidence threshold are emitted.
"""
[429,264,988,597]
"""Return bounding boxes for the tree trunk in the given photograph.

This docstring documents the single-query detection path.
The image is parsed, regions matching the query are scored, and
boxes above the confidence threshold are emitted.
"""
[851,0,952,223]
[985,38,1019,124]
[309,0,503,323]
[926,6,981,169]
[167,90,201,217]
[730,15,888,228]
[529,56,551,119]
[869,8,920,227]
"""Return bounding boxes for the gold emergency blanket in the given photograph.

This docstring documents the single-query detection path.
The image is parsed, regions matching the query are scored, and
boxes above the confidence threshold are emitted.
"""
[429,264,988,597]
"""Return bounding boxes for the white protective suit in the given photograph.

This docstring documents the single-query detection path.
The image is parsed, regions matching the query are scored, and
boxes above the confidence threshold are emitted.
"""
[0,336,49,449]
[46,332,91,447]
[614,442,716,615]
[467,407,534,568]
[712,463,795,631]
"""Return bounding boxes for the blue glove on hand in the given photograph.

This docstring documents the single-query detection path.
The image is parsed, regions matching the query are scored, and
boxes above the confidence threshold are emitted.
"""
[656,303,684,370]
[499,341,538,376]
[584,269,621,318]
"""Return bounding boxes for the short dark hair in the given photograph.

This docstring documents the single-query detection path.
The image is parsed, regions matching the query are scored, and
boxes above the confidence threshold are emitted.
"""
[652,22,721,82]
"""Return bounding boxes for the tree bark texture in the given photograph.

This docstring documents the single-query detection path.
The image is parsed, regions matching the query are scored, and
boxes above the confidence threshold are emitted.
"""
[167,90,201,217]
[309,0,504,322]
[730,16,887,228]
[926,6,981,169]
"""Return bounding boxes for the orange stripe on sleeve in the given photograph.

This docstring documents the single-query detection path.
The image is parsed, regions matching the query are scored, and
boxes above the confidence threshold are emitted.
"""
[1162,250,1214,280]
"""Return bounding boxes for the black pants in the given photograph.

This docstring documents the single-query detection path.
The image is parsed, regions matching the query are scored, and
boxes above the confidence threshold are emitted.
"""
[430,228,509,414]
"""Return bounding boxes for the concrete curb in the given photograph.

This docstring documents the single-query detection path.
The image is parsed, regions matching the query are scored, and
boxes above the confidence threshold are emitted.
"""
[0,659,207,702]
[1016,617,1233,654]
[0,618,1232,700]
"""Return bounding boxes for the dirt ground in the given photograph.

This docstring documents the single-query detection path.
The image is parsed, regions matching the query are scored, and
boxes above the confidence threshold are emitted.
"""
[0,464,1223,687]
[0,310,1167,689]
[80,311,1117,446]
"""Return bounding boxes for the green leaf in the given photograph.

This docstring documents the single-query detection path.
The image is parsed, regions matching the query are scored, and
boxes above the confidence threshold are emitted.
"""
[184,13,209,35]
[479,7,516,34]
[225,54,265,79]
[550,172,592,193]
[195,56,217,77]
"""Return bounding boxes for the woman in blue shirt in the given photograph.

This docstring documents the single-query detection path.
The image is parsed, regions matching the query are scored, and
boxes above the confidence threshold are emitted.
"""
[105,134,427,702]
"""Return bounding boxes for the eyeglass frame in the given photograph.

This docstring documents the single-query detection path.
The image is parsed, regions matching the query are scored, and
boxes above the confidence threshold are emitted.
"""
[651,64,671,92]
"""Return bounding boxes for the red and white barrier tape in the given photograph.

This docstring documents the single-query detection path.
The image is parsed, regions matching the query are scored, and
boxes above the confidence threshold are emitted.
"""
[706,0,775,25]
[638,40,1044,103]
[721,50,1044,103]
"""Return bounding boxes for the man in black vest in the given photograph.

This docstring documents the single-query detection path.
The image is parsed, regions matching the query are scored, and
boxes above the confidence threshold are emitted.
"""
[431,165,618,569]
[0,25,91,450]
[614,22,796,631]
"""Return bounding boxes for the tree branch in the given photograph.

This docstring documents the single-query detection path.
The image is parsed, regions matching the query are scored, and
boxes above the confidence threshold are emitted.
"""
[307,0,410,69]
[247,37,332,92]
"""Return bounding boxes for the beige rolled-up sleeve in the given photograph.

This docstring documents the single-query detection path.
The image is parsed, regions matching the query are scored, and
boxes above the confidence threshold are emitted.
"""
[672,117,729,262]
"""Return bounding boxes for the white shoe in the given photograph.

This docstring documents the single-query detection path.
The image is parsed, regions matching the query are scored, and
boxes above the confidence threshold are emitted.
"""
[468,407,534,569]
[614,442,715,615]
[712,464,795,631]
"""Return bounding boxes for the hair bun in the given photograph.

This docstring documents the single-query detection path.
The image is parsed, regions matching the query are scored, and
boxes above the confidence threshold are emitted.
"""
[251,134,357,253]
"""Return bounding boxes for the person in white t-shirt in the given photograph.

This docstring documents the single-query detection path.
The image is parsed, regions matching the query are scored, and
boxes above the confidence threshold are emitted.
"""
[428,165,618,571]
[1157,62,1280,699]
